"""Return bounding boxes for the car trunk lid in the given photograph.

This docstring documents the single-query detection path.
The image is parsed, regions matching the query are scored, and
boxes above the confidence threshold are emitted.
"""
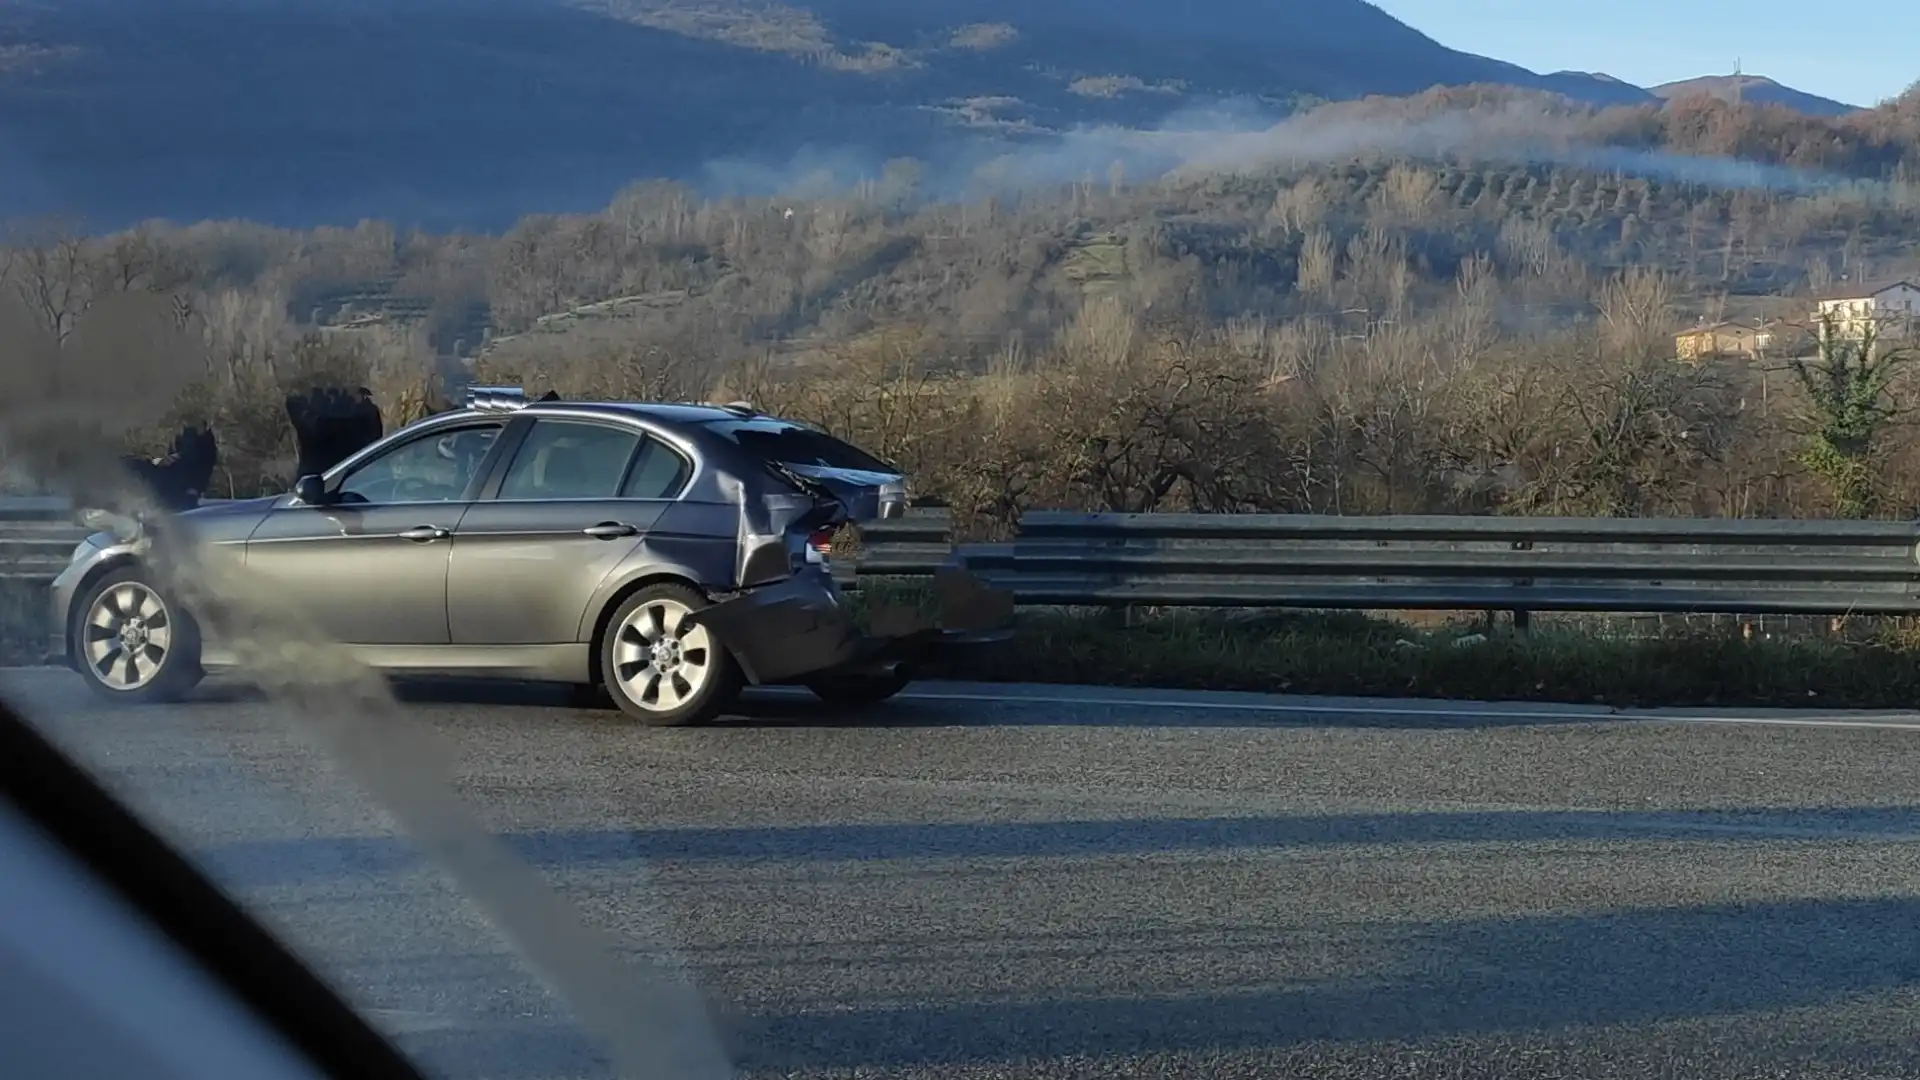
[701,417,907,525]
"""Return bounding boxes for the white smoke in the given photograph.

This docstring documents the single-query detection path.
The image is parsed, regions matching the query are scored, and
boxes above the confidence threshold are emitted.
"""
[0,287,736,1080]
[700,94,1905,207]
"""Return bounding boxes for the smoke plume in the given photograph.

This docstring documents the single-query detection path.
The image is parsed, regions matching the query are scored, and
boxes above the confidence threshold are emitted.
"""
[0,281,735,1080]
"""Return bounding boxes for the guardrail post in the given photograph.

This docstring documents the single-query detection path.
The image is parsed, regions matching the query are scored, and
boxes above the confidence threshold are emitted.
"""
[1100,518,1136,628]
[1509,537,1533,633]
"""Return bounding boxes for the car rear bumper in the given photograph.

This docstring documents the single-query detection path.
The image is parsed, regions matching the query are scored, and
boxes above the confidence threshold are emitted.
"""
[822,624,1016,679]
[691,567,1015,685]
[691,570,865,685]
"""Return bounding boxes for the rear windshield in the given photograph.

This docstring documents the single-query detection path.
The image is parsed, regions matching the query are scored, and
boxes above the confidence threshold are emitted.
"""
[702,419,899,474]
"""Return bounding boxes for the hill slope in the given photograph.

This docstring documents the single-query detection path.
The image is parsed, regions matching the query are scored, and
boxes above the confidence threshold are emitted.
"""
[1651,74,1858,117]
[0,0,1859,230]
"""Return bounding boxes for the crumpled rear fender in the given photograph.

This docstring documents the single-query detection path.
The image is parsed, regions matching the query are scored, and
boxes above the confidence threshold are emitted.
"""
[714,469,841,590]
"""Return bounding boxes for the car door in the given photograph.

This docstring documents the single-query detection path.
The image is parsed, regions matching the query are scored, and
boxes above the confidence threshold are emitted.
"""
[446,418,693,646]
[244,420,507,645]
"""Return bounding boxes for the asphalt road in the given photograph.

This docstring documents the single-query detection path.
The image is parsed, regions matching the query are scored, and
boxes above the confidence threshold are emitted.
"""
[7,667,1920,1080]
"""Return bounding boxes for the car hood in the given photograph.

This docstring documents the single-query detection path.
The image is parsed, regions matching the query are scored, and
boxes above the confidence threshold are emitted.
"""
[175,496,282,545]
[179,495,282,521]
[81,495,281,548]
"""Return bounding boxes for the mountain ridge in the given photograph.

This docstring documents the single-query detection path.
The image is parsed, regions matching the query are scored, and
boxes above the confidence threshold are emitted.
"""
[1650,74,1858,117]
[0,0,1874,229]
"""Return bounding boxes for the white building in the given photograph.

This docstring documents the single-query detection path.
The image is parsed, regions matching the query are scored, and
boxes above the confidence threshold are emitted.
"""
[1812,278,1920,341]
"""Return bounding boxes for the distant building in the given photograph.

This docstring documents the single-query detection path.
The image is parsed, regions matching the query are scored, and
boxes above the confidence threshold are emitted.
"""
[1810,278,1920,341]
[1675,320,1774,361]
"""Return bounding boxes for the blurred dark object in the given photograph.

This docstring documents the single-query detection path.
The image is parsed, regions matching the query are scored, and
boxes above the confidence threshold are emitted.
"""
[120,425,217,512]
[537,390,561,402]
[856,568,1014,646]
[287,388,384,477]
[0,690,434,1080]
[933,567,1016,632]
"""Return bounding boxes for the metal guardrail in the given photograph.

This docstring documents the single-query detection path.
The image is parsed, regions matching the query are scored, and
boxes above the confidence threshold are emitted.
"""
[1004,512,1920,618]
[17,497,1907,621]
[844,509,1011,585]
[0,495,83,521]
[0,497,962,590]
[843,509,954,580]
[0,522,90,582]
[845,508,1920,619]
[0,498,91,583]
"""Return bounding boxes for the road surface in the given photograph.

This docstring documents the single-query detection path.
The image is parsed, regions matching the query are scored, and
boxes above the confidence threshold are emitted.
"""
[6,668,1920,1080]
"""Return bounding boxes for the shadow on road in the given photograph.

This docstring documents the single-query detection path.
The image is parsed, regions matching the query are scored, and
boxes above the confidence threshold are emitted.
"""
[179,676,1648,731]
[194,805,1920,887]
[323,895,1920,1076]
[726,895,1920,1070]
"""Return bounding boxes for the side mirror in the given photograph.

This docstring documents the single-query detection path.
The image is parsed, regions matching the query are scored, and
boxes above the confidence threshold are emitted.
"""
[292,474,331,506]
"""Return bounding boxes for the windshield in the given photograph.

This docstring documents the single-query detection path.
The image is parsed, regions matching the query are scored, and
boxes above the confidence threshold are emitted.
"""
[4,4,1919,1079]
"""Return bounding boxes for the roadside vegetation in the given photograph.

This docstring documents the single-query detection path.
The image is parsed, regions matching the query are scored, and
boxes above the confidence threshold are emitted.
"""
[9,93,1920,532]
[8,89,1920,699]
[847,579,1920,710]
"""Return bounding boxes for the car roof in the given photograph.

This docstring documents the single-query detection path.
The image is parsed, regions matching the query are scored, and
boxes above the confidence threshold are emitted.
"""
[593,402,774,425]
[463,400,797,427]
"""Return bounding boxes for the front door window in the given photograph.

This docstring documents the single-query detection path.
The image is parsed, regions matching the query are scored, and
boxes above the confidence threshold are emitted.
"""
[334,425,502,505]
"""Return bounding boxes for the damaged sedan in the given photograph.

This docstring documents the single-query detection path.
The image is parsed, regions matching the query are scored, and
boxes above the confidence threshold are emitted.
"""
[49,387,1011,725]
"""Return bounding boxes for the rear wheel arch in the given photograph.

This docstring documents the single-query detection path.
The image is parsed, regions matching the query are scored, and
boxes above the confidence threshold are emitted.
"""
[594,580,744,726]
[585,572,710,688]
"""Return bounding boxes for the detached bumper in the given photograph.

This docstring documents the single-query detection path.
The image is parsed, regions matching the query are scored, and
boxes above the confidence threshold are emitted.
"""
[689,571,864,685]
[689,567,1016,685]
[829,624,1015,677]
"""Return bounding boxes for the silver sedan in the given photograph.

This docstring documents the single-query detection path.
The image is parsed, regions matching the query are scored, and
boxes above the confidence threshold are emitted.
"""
[49,390,988,726]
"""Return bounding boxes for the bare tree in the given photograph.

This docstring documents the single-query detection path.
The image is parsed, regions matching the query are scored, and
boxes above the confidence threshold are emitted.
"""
[1,221,94,345]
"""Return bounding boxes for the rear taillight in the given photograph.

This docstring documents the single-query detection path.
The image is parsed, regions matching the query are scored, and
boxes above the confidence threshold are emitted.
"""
[804,525,837,565]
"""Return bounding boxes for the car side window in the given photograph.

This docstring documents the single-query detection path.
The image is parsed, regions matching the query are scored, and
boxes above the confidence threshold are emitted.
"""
[495,420,641,501]
[619,437,692,500]
[333,423,503,505]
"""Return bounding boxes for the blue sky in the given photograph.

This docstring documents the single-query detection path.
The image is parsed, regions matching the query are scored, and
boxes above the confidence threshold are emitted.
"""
[1374,0,1917,108]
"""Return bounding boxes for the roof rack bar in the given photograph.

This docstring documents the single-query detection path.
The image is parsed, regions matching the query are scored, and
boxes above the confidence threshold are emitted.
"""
[465,385,529,412]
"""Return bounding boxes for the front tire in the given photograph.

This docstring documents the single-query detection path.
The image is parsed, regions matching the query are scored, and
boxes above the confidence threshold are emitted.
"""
[598,583,741,726]
[71,567,204,705]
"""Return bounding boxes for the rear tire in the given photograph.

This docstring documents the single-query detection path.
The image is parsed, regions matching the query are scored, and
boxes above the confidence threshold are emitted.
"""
[804,671,912,708]
[71,566,204,706]
[598,583,741,727]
